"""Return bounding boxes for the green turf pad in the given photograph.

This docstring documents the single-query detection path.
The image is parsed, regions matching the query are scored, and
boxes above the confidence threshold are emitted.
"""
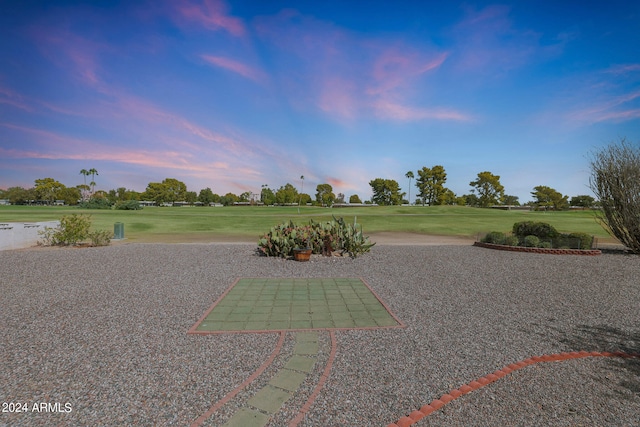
[193,278,401,332]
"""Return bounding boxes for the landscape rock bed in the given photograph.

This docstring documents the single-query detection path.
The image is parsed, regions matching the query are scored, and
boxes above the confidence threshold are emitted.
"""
[473,241,602,255]
[1,243,639,426]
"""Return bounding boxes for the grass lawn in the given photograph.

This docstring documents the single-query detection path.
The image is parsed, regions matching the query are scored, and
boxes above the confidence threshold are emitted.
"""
[0,205,613,243]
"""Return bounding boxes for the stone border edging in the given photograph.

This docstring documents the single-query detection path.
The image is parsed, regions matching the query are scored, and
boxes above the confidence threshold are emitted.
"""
[387,350,640,427]
[473,241,601,255]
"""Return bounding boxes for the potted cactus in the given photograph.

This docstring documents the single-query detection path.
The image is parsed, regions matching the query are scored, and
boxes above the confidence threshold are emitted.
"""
[293,229,312,261]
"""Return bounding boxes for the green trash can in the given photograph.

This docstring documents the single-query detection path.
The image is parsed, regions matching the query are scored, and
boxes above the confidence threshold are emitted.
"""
[114,222,124,239]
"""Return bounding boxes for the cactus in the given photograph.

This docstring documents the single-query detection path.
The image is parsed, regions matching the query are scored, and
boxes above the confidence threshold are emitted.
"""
[257,216,375,258]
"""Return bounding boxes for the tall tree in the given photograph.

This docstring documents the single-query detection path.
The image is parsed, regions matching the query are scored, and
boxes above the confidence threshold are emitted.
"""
[198,187,216,205]
[369,178,404,205]
[416,165,448,206]
[261,185,275,205]
[349,194,362,204]
[531,185,568,210]
[275,183,299,204]
[405,171,414,205]
[570,195,595,208]
[79,169,90,200]
[469,171,504,207]
[3,186,34,205]
[88,168,98,195]
[142,178,187,204]
[315,183,335,206]
[503,195,520,206]
[34,178,65,204]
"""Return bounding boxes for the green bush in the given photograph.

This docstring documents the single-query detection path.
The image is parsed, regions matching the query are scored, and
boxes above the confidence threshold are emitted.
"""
[512,221,559,240]
[257,216,375,258]
[38,214,111,247]
[540,241,552,249]
[481,231,506,244]
[566,232,593,249]
[115,200,142,210]
[523,235,540,247]
[88,230,112,246]
[504,235,520,246]
[78,197,112,209]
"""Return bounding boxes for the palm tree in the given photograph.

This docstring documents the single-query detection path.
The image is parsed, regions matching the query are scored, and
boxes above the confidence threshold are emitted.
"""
[88,168,98,195]
[405,171,414,205]
[79,169,90,200]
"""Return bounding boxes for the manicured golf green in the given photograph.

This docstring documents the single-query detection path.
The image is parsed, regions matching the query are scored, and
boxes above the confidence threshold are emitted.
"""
[0,204,611,242]
[189,278,403,333]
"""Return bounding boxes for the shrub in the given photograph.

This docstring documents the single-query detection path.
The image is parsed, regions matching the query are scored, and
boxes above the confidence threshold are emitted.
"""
[540,241,552,249]
[523,235,540,247]
[512,221,559,240]
[481,231,506,244]
[589,138,640,253]
[567,232,593,249]
[78,197,112,209]
[257,216,375,258]
[504,235,520,246]
[88,230,112,246]
[38,214,111,247]
[115,200,142,210]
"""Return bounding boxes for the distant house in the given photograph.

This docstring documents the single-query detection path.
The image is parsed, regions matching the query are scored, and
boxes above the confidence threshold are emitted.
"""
[54,200,65,206]
[0,199,10,205]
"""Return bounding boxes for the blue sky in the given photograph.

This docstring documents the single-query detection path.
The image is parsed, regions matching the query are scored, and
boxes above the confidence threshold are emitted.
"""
[1,0,639,202]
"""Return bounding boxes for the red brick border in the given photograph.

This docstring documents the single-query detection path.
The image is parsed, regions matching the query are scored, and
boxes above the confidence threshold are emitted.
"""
[387,350,640,427]
[190,331,286,427]
[473,241,602,255]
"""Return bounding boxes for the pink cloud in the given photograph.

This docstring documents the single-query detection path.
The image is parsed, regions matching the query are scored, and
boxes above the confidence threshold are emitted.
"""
[317,77,358,119]
[326,177,349,189]
[175,0,245,37]
[374,100,472,122]
[367,51,448,96]
[568,90,640,123]
[201,55,264,82]
[255,10,464,123]
[30,26,107,88]
[0,85,32,112]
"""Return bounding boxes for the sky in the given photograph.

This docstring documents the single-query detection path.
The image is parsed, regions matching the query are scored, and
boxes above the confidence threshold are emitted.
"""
[1,0,639,203]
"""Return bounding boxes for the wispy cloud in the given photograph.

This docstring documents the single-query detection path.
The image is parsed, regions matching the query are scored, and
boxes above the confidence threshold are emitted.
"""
[30,26,107,87]
[373,100,473,122]
[254,10,468,123]
[0,85,33,112]
[449,5,559,76]
[568,90,640,123]
[201,54,264,82]
[174,0,245,37]
[606,63,640,74]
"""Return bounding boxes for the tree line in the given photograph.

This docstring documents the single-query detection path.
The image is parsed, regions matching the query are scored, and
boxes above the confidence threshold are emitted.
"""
[370,166,595,209]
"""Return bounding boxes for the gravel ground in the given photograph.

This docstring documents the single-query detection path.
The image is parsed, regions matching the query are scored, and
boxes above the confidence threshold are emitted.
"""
[1,243,639,427]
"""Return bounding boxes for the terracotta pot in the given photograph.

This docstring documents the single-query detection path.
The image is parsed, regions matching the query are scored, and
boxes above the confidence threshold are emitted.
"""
[293,248,312,261]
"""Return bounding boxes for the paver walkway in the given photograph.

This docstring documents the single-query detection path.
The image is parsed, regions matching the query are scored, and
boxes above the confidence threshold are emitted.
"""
[189,278,399,426]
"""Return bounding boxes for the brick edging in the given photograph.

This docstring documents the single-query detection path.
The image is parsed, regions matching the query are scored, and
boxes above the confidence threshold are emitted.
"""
[387,350,640,427]
[473,241,601,255]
